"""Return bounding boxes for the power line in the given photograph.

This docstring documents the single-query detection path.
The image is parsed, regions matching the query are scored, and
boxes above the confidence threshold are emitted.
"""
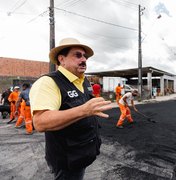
[114,0,138,6]
[61,0,87,8]
[68,0,87,7]
[7,0,28,16]
[61,16,137,40]
[54,7,138,31]
[112,0,138,9]
[57,0,78,7]
[27,10,49,23]
[0,11,35,16]
[55,0,85,8]
[54,15,137,50]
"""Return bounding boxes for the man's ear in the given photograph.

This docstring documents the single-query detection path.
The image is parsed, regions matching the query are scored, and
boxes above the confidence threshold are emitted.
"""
[58,55,64,65]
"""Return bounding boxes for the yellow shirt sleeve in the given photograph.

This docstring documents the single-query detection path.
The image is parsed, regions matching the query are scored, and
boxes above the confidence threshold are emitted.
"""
[29,76,61,114]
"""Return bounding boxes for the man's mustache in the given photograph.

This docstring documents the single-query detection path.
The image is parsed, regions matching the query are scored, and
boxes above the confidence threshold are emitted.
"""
[79,62,86,66]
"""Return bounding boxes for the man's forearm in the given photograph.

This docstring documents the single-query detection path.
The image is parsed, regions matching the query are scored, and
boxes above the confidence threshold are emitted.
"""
[33,106,87,132]
[33,97,112,132]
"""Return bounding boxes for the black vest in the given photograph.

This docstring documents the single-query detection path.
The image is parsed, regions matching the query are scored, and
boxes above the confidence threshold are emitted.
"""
[45,71,101,171]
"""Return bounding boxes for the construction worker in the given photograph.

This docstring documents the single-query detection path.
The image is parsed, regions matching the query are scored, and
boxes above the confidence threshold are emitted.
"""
[15,83,33,135]
[116,90,138,129]
[7,86,20,123]
[115,83,123,104]
[92,83,101,97]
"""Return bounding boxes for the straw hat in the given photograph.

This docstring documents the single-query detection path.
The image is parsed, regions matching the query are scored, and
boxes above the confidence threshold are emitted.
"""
[49,38,94,64]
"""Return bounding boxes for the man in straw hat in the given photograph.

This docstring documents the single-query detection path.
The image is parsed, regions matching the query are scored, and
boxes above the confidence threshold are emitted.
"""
[29,37,112,179]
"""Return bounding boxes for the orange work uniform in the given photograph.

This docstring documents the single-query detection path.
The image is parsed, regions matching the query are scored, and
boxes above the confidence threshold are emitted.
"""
[24,105,33,134]
[15,100,25,127]
[116,92,134,127]
[115,86,123,104]
[117,103,133,126]
[17,86,33,134]
[8,91,20,120]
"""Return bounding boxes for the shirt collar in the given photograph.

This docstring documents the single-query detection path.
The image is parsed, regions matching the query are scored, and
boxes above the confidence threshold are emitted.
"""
[58,66,85,83]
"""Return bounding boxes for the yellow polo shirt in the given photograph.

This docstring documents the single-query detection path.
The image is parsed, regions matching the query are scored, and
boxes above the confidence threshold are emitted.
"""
[29,66,85,114]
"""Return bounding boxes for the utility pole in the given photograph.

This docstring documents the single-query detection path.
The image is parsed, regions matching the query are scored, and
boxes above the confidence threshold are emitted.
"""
[49,0,56,72]
[138,4,145,100]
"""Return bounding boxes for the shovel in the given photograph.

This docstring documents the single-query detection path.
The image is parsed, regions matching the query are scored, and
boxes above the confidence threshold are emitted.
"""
[136,110,156,123]
[7,118,15,124]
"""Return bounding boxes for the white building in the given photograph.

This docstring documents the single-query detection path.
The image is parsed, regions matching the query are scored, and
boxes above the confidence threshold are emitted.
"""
[86,66,176,98]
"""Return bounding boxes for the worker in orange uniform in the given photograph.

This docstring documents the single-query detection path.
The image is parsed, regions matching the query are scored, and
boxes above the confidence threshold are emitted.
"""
[92,83,101,97]
[7,86,20,124]
[116,90,138,129]
[15,83,33,135]
[15,100,26,128]
[115,83,123,104]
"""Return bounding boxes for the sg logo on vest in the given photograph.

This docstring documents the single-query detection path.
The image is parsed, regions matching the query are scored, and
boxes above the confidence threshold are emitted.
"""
[67,90,79,98]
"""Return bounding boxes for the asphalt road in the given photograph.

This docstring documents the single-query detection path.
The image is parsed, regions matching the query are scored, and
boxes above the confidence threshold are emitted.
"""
[0,99,176,180]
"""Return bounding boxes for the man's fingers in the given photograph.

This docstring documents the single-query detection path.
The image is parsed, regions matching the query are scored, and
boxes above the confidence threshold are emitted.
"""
[95,112,109,118]
[97,104,112,112]
[91,98,112,107]
[84,97,112,117]
[94,104,112,118]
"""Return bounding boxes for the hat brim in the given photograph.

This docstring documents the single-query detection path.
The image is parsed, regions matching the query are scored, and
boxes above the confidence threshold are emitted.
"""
[49,44,94,65]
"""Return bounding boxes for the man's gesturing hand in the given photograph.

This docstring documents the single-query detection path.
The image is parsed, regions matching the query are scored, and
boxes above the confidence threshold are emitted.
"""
[82,97,112,118]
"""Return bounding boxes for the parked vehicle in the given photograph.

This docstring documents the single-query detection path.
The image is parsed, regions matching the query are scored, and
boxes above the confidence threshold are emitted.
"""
[122,84,138,95]
[102,76,127,92]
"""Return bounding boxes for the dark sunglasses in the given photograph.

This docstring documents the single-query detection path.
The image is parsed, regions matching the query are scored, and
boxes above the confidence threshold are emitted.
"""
[73,52,89,59]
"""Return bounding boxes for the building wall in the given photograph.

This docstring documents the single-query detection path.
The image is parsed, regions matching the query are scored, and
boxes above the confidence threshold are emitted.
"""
[0,57,50,92]
[0,57,49,77]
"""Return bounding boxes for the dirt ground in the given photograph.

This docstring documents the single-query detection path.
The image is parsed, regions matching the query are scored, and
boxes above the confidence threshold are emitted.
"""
[0,99,176,180]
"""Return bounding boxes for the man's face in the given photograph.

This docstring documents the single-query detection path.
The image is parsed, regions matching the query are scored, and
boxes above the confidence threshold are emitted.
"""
[132,92,138,97]
[59,47,88,77]
[14,88,19,92]
[22,86,26,90]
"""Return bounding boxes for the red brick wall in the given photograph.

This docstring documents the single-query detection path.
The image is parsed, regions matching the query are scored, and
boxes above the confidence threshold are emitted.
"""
[0,57,49,77]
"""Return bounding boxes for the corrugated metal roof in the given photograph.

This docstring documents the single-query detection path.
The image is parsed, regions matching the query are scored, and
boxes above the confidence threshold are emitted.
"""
[86,66,175,78]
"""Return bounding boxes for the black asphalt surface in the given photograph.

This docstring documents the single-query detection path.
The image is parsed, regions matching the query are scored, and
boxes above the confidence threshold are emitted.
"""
[96,100,176,180]
[0,99,176,180]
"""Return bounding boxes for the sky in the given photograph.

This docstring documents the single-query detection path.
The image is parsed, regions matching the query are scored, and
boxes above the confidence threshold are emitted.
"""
[0,0,176,74]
